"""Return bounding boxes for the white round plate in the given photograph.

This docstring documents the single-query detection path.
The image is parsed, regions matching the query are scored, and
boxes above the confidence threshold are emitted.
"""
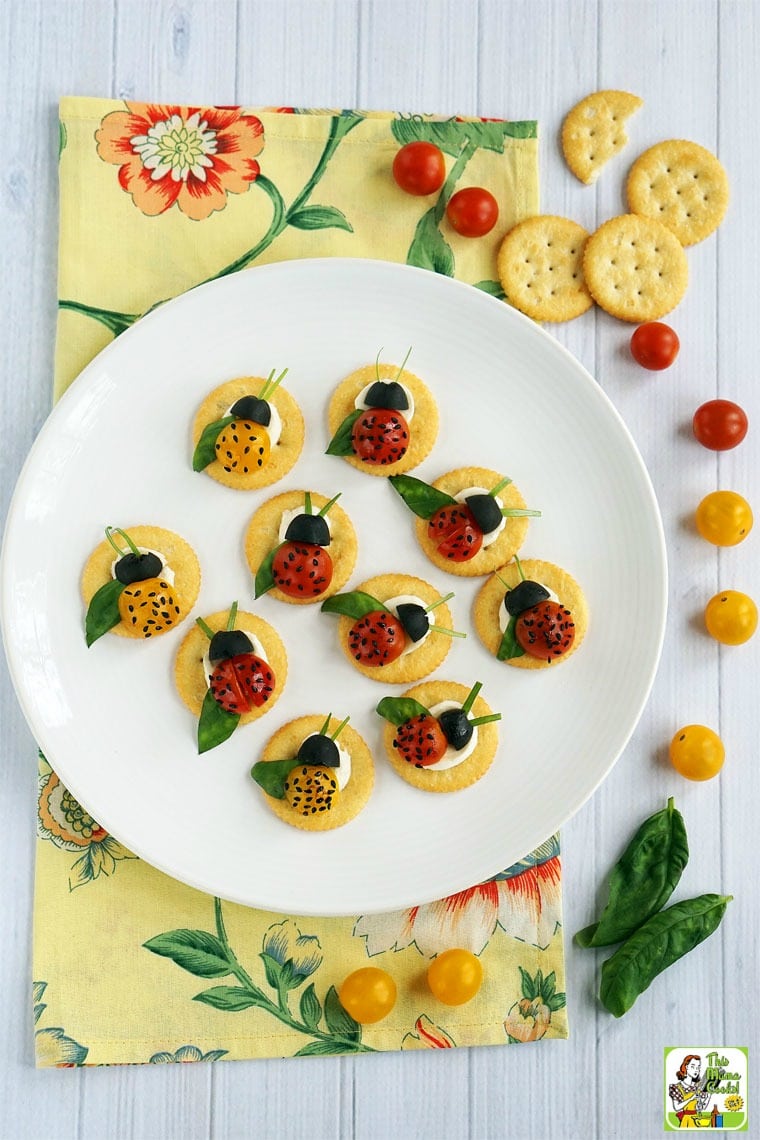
[1,258,666,916]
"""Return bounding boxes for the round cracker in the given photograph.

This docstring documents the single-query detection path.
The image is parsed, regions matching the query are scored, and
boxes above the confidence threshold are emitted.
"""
[327,362,438,476]
[626,139,729,246]
[473,558,589,669]
[561,89,643,185]
[582,214,688,322]
[174,609,287,721]
[381,680,499,792]
[245,490,358,605]
[192,376,304,490]
[255,715,374,831]
[497,215,593,322]
[81,525,201,640]
[413,467,534,577]
[334,573,456,684]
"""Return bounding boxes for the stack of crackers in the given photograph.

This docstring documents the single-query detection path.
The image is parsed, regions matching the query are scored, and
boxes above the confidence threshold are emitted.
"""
[497,90,729,324]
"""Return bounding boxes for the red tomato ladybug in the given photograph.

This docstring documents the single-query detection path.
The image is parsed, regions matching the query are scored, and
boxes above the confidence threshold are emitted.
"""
[427,504,484,562]
[351,408,410,466]
[209,653,276,714]
[515,601,575,663]
[393,713,448,766]
[272,542,333,599]
[348,611,406,666]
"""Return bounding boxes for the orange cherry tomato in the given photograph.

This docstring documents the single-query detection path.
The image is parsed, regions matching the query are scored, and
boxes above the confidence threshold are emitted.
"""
[695,491,753,546]
[427,949,483,1005]
[669,725,725,781]
[339,967,397,1023]
[704,590,758,645]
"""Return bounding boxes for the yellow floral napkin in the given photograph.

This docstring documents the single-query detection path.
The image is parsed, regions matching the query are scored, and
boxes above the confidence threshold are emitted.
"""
[34,97,567,1066]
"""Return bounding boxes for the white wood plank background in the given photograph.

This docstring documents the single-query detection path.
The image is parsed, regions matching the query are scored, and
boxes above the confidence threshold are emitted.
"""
[1,1,758,1137]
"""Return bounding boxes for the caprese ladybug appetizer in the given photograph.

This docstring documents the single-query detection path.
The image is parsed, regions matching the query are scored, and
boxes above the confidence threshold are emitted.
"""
[377,680,501,792]
[251,714,374,831]
[191,369,304,490]
[174,602,287,753]
[246,490,357,605]
[326,350,439,476]
[82,525,201,646]
[389,467,541,577]
[473,557,589,669]
[321,573,464,684]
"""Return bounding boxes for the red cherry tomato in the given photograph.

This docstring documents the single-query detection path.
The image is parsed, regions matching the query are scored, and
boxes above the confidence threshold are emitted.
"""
[348,611,406,667]
[515,601,576,663]
[392,142,446,196]
[427,503,484,562]
[351,407,409,466]
[446,187,499,237]
[630,322,680,370]
[693,399,748,450]
[272,542,333,599]
[209,654,275,714]
[393,713,448,766]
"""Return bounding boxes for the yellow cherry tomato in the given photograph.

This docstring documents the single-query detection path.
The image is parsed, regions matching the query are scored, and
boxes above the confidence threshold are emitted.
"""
[338,967,396,1024]
[695,491,753,546]
[704,590,758,645]
[427,949,483,1006]
[669,725,725,781]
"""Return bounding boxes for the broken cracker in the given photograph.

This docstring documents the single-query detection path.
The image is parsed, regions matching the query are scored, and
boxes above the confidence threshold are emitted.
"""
[562,89,643,185]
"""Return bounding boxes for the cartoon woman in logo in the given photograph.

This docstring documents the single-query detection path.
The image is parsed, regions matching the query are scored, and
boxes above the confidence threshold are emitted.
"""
[669,1055,710,1127]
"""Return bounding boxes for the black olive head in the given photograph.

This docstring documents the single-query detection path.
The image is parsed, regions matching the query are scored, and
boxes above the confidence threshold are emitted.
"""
[465,493,503,535]
[297,734,340,767]
[229,394,272,427]
[114,551,163,585]
[284,513,331,546]
[364,380,409,411]
[208,628,254,663]
[395,602,430,643]
[437,708,474,751]
[503,579,551,617]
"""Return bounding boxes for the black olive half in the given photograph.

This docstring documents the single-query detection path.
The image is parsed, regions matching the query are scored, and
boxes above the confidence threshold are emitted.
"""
[284,513,331,546]
[465,493,503,535]
[437,708,474,751]
[396,602,430,643]
[114,551,163,585]
[364,380,409,411]
[229,395,272,427]
[297,734,340,768]
[503,579,550,617]
[209,629,254,663]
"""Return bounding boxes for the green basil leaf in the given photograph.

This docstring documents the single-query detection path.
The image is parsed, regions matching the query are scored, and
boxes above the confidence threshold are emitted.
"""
[254,542,283,598]
[375,696,431,726]
[388,473,457,519]
[192,415,235,471]
[320,590,389,619]
[288,204,353,232]
[326,408,363,456]
[496,615,525,661]
[143,930,231,978]
[599,894,732,1018]
[250,757,299,799]
[198,689,240,754]
[85,578,126,646]
[299,983,322,1030]
[575,797,689,948]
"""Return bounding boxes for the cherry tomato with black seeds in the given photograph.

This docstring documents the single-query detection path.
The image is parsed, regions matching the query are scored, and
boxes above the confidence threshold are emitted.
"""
[351,407,409,466]
[392,142,446,196]
[272,541,333,599]
[446,187,499,237]
[630,322,680,370]
[348,610,406,667]
[693,399,748,451]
